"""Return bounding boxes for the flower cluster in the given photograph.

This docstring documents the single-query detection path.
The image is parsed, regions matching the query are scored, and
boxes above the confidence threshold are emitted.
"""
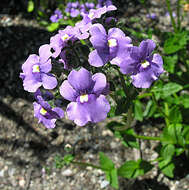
[65,1,95,17]
[20,3,164,128]
[50,9,63,23]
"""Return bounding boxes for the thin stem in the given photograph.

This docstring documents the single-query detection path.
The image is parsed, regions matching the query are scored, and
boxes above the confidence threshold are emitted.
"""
[151,93,169,120]
[71,161,104,170]
[177,0,181,31]
[133,134,161,141]
[117,69,130,98]
[165,0,177,33]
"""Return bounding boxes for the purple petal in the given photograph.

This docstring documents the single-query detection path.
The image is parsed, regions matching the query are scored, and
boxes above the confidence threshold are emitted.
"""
[88,50,109,67]
[22,54,39,74]
[60,80,78,101]
[89,24,107,50]
[131,67,158,88]
[152,53,164,71]
[139,39,156,59]
[119,57,138,75]
[68,68,94,92]
[66,95,110,126]
[52,107,64,118]
[23,78,42,92]
[92,73,107,95]
[50,34,63,58]
[108,28,126,38]
[39,44,52,63]
[42,74,57,90]
[42,118,56,128]
[40,59,52,73]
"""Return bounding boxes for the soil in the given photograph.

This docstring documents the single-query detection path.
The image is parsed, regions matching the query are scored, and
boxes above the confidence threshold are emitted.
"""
[0,0,189,190]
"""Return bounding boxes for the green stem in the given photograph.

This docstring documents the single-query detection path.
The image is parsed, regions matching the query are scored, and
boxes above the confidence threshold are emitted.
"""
[117,69,130,98]
[133,134,161,141]
[177,0,181,31]
[71,161,103,170]
[165,0,177,33]
[151,93,169,120]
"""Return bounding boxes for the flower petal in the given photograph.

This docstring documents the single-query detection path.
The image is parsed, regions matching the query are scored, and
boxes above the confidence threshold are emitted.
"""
[42,74,57,90]
[22,54,39,74]
[66,95,110,126]
[131,67,158,88]
[23,78,42,92]
[139,39,156,59]
[68,68,94,92]
[40,59,52,73]
[92,73,107,95]
[60,80,78,101]
[39,44,52,63]
[88,50,109,67]
[52,107,64,118]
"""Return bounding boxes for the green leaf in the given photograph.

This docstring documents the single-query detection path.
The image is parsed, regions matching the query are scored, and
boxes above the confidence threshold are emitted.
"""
[152,82,183,99]
[159,160,175,178]
[162,124,185,146]
[143,100,157,118]
[110,169,119,189]
[118,160,153,179]
[27,0,34,12]
[163,55,178,73]
[134,99,143,121]
[180,94,189,108]
[121,129,139,149]
[164,32,189,54]
[47,23,59,32]
[63,154,74,165]
[99,152,114,171]
[169,106,182,124]
[160,144,175,161]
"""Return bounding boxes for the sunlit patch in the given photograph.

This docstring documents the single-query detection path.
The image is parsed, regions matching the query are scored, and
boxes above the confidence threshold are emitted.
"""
[108,39,117,47]
[32,65,40,73]
[61,34,70,41]
[141,60,150,68]
[88,12,94,19]
[80,94,89,103]
[40,107,47,115]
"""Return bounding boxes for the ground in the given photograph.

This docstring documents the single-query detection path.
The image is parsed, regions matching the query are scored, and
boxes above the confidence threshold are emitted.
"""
[0,0,189,189]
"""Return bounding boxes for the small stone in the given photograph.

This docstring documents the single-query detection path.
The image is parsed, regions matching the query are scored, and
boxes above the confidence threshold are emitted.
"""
[100,180,109,188]
[62,169,73,176]
[19,177,25,187]
[0,170,5,177]
[102,130,113,136]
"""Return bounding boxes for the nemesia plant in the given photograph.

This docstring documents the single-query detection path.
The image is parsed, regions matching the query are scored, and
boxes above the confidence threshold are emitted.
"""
[21,0,189,189]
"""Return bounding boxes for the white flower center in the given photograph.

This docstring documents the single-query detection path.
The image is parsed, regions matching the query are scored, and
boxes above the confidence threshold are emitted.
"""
[32,65,40,73]
[40,107,47,115]
[88,12,94,19]
[141,60,150,68]
[61,34,70,41]
[108,39,117,47]
[80,94,89,103]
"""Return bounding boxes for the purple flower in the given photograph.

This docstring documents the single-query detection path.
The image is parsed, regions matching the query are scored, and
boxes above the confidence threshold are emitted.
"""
[20,44,57,92]
[165,11,176,17]
[33,95,64,128]
[119,39,164,88]
[50,9,63,23]
[34,89,54,101]
[75,5,117,38]
[49,26,79,58]
[85,2,95,9]
[88,24,132,67]
[97,0,113,8]
[146,13,157,20]
[65,1,80,17]
[60,68,110,126]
